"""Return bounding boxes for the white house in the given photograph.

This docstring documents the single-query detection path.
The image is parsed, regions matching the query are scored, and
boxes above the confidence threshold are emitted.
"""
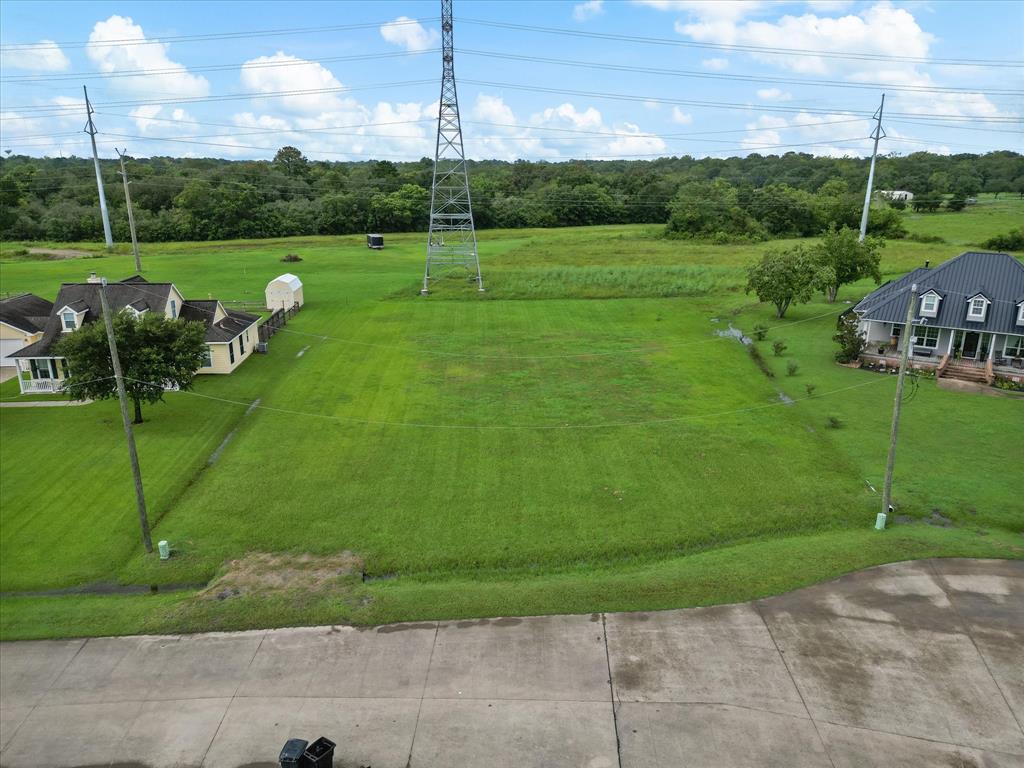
[879,190,915,202]
[266,273,303,311]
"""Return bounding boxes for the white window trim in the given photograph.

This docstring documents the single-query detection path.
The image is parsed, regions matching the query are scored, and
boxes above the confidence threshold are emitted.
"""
[966,295,989,321]
[1017,302,1024,326]
[61,311,76,331]
[912,326,941,349]
[919,292,940,317]
[1005,335,1024,358]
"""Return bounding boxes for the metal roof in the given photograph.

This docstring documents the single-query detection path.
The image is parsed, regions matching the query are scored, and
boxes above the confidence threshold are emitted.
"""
[854,252,1024,335]
[268,273,302,291]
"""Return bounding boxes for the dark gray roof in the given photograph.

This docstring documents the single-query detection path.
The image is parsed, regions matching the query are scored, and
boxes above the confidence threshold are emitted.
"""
[12,281,174,358]
[854,252,1024,335]
[0,293,53,334]
[128,299,150,311]
[180,300,259,343]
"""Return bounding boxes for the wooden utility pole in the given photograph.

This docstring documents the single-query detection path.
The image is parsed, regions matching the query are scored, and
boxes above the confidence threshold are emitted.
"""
[881,282,917,527]
[859,93,886,242]
[116,149,141,273]
[83,86,113,250]
[98,278,153,553]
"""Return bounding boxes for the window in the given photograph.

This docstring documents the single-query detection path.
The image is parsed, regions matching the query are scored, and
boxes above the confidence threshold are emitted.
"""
[967,297,987,320]
[1006,336,1024,358]
[228,341,235,364]
[201,348,213,367]
[891,324,902,338]
[238,334,245,355]
[920,294,939,316]
[170,299,177,318]
[912,326,940,349]
[1017,303,1024,325]
[62,311,76,330]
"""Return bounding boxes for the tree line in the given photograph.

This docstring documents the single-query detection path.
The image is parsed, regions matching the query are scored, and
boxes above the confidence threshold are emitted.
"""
[1,147,1021,243]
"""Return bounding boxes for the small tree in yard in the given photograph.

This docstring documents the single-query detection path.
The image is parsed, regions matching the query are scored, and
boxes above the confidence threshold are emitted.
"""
[745,245,830,318]
[833,312,866,363]
[772,340,787,357]
[56,312,207,423]
[812,225,883,303]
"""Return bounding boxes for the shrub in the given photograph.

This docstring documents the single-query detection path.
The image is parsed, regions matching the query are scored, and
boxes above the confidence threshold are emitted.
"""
[906,232,946,244]
[981,228,1024,251]
[833,313,865,363]
[752,324,769,341]
[825,415,843,429]
[282,253,303,262]
[747,345,775,378]
[805,383,817,397]
[787,361,799,376]
[772,340,787,357]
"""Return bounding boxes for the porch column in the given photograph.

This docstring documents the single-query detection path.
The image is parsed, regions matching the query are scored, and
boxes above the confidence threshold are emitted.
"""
[989,334,997,361]
[946,330,955,355]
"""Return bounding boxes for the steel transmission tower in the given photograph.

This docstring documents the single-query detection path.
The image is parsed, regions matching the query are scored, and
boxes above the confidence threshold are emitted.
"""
[422,0,483,294]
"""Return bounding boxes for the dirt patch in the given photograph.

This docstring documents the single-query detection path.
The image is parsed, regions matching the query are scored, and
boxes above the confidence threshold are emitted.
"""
[27,247,94,259]
[198,551,364,601]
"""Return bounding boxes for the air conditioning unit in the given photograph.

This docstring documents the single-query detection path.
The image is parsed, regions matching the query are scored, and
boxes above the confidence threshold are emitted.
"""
[256,342,268,354]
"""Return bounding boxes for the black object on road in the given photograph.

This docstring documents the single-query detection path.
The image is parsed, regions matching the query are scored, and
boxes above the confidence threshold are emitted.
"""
[304,736,337,767]
[279,738,309,767]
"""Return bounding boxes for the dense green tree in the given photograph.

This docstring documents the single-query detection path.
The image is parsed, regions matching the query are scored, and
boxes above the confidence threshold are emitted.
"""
[812,225,883,303]
[55,310,207,423]
[745,245,830,318]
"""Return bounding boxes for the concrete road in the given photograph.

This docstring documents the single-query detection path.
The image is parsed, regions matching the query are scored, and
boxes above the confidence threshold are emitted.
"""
[1,558,1021,768]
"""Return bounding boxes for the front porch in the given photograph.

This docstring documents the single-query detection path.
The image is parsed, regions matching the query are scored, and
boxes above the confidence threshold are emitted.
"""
[859,349,1024,385]
[13,357,67,395]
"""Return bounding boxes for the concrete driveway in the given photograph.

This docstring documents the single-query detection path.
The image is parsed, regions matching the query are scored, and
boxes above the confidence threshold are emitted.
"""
[1,558,1021,767]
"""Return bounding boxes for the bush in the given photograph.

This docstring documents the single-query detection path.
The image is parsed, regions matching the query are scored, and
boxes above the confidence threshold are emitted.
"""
[747,345,775,378]
[752,324,769,341]
[833,313,865,363]
[772,340,787,357]
[981,228,1024,251]
[825,415,843,429]
[805,383,817,397]
[906,232,946,244]
[787,361,799,376]
[282,253,303,262]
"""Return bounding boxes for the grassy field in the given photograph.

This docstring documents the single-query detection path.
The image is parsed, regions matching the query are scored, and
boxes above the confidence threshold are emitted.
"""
[1,196,1021,639]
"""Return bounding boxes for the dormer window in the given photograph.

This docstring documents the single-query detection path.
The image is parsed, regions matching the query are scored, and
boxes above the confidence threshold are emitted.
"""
[966,295,989,322]
[919,292,940,318]
[1017,302,1024,326]
[62,311,76,330]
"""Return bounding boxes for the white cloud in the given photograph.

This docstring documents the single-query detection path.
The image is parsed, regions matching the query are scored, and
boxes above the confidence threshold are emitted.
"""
[636,1,764,22]
[573,0,605,21]
[1,40,70,72]
[671,106,694,124]
[701,57,729,71]
[804,1,854,10]
[379,16,439,52]
[86,15,209,97]
[130,105,164,133]
[739,111,875,156]
[643,100,661,110]
[756,88,792,101]
[240,52,351,115]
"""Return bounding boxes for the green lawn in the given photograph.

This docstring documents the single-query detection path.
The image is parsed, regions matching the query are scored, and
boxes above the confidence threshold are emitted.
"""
[1,200,1021,639]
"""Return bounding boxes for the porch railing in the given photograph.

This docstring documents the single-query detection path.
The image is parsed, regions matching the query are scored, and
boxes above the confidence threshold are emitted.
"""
[20,378,64,394]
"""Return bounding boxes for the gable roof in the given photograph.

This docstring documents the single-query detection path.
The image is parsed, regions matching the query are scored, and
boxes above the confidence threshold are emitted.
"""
[269,273,302,290]
[854,252,1024,334]
[11,280,175,358]
[0,293,53,334]
[180,300,259,343]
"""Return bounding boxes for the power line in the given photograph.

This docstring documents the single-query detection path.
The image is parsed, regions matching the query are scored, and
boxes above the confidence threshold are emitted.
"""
[0,17,439,51]
[459,17,1024,69]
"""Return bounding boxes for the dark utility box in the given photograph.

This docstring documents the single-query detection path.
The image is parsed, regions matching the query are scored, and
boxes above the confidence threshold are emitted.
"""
[279,738,308,767]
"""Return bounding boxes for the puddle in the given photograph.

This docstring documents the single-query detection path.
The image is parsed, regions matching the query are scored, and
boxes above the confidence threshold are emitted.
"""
[714,325,752,345]
[296,345,310,358]
[777,391,795,405]
[208,399,261,465]
[710,317,720,323]
[1,582,204,598]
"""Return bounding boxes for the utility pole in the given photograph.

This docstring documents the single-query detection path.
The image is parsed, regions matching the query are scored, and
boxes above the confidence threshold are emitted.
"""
[98,278,153,553]
[116,148,141,273]
[84,86,114,250]
[859,93,886,242]
[880,282,917,528]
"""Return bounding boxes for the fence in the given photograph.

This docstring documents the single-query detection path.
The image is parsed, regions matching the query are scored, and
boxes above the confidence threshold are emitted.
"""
[257,302,300,346]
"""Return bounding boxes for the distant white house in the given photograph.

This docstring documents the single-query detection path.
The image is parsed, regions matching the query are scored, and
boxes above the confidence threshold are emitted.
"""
[265,273,304,311]
[879,190,914,202]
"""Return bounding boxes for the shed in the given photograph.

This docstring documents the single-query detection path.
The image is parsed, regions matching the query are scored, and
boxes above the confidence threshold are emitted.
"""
[265,273,304,311]
[367,233,384,249]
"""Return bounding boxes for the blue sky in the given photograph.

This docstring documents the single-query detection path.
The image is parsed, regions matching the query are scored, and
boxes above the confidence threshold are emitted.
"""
[1,0,1021,162]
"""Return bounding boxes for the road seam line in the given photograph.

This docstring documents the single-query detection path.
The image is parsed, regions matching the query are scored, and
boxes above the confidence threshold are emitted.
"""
[926,559,1024,739]
[199,629,267,768]
[754,601,838,768]
[404,621,440,768]
[601,613,625,768]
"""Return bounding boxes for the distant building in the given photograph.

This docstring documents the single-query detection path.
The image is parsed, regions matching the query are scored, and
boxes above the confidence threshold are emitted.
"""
[11,275,259,393]
[853,251,1024,386]
[265,273,304,311]
[879,190,914,202]
[0,293,53,370]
